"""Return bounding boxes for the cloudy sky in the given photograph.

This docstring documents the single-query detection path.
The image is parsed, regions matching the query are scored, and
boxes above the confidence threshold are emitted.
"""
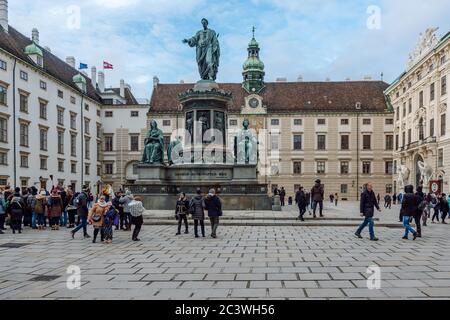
[9,0,450,100]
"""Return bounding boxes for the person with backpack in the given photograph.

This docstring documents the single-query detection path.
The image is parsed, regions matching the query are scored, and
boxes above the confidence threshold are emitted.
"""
[0,188,6,234]
[34,191,47,230]
[119,190,134,231]
[440,193,449,224]
[279,187,286,207]
[48,190,63,231]
[414,186,425,238]
[204,189,222,239]
[21,188,32,228]
[311,179,324,218]
[27,187,38,229]
[384,194,392,209]
[401,185,419,240]
[190,189,205,238]
[295,186,307,221]
[103,203,117,244]
[175,192,189,235]
[431,194,441,223]
[6,188,25,234]
[88,196,109,243]
[71,187,91,239]
[128,196,146,242]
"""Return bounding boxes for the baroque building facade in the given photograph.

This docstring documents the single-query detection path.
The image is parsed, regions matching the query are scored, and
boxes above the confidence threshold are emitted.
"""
[147,34,395,200]
[385,29,449,194]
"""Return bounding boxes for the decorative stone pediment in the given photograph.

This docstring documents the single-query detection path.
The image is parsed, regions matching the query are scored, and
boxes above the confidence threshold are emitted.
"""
[407,27,440,70]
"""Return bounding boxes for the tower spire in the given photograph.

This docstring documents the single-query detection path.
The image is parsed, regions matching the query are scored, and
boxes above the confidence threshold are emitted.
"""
[242,27,265,94]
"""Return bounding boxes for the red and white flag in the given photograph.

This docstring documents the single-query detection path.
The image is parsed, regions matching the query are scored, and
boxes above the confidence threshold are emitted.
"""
[103,61,113,69]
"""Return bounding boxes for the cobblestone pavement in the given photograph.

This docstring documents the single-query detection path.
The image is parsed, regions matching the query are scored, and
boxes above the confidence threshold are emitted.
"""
[0,203,449,300]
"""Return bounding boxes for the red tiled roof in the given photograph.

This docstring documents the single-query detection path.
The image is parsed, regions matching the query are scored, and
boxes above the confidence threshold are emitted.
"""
[150,81,390,113]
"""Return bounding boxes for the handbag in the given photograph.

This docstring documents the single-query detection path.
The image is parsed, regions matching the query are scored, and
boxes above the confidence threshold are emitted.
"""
[91,213,102,222]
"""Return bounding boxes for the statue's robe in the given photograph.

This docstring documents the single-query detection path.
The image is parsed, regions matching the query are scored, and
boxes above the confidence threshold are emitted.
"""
[186,28,220,80]
[142,128,164,164]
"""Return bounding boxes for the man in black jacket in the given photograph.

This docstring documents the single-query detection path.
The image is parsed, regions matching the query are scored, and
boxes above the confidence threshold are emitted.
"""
[355,182,381,241]
[295,187,307,221]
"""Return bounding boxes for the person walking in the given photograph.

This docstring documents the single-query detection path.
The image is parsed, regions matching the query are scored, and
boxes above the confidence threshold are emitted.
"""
[295,186,307,221]
[119,190,134,231]
[311,179,324,218]
[88,196,109,243]
[334,193,339,206]
[0,188,6,234]
[279,187,286,207]
[21,188,32,228]
[59,187,68,228]
[440,193,449,224]
[393,193,397,205]
[355,182,381,241]
[376,194,381,206]
[128,196,145,242]
[190,189,206,238]
[112,191,125,230]
[71,187,91,239]
[7,188,25,234]
[175,192,189,235]
[102,203,117,244]
[305,191,312,215]
[384,194,392,209]
[27,187,38,229]
[48,190,63,231]
[66,190,77,228]
[400,185,419,240]
[422,193,432,227]
[414,186,425,237]
[204,189,222,239]
[431,194,441,223]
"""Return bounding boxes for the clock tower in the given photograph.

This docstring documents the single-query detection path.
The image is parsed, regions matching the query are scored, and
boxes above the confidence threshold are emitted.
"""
[242,27,265,94]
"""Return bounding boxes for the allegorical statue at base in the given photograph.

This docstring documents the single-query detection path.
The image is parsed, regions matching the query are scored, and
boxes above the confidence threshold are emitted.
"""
[142,120,164,164]
[167,136,182,165]
[182,18,220,81]
[235,119,258,164]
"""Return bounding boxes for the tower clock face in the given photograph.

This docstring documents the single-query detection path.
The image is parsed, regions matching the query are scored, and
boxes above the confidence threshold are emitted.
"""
[249,97,259,108]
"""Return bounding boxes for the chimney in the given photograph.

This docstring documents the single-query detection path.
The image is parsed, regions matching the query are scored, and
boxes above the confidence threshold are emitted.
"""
[153,76,159,88]
[91,67,97,89]
[120,79,125,98]
[180,80,185,84]
[297,75,303,82]
[276,77,287,82]
[32,28,39,44]
[345,77,351,81]
[98,71,105,92]
[363,75,372,80]
[325,77,330,82]
[0,0,8,32]
[66,56,76,69]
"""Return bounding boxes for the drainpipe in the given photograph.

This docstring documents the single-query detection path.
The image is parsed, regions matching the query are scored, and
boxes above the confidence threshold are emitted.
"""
[12,58,17,187]
[356,112,360,201]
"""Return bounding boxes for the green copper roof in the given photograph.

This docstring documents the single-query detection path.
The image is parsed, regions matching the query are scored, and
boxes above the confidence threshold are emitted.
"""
[73,73,86,84]
[243,56,265,71]
[248,37,259,48]
[24,41,43,56]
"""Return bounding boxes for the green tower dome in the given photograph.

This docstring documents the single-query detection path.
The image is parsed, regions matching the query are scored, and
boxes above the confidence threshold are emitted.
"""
[242,27,265,94]
[73,73,86,84]
[24,42,43,56]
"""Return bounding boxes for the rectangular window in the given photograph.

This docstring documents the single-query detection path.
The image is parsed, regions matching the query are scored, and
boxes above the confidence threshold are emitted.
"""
[0,85,6,105]
[441,114,446,136]
[362,161,371,175]
[293,135,302,150]
[341,184,348,194]
[340,161,349,174]
[419,91,424,108]
[386,184,393,194]
[270,134,279,150]
[20,155,28,168]
[317,135,326,150]
[40,80,47,90]
[40,129,47,151]
[0,117,7,142]
[442,76,447,95]
[293,161,302,175]
[20,123,29,147]
[362,119,371,125]
[294,119,302,126]
[97,110,101,117]
[408,98,412,114]
[71,163,77,174]
[162,120,171,126]
[408,129,412,144]
[85,138,90,160]
[229,119,237,126]
[70,96,76,104]
[271,119,280,126]
[396,107,399,120]
[105,111,113,117]
[385,118,394,125]
[317,161,326,174]
[317,119,326,125]
[57,108,64,126]
[40,157,47,170]
[385,135,394,150]
[0,59,6,70]
[395,134,399,150]
[58,90,64,98]
[130,135,139,152]
[131,111,139,118]
[438,149,444,167]
[58,160,64,173]
[104,135,113,152]
[39,102,47,119]
[20,70,28,81]
[96,124,101,138]
[341,135,349,150]
[70,134,77,157]
[430,83,435,101]
[429,119,434,137]
[363,135,371,150]
[84,118,90,134]
[403,102,406,117]
[402,131,406,147]
[70,113,77,130]
[105,163,113,175]
[0,151,7,165]
[340,119,349,125]
[19,94,28,112]
[85,164,90,175]
[385,161,393,175]
[57,131,64,154]
[84,104,89,111]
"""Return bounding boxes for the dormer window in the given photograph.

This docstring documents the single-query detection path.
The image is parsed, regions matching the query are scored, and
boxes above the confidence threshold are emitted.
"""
[24,42,44,68]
